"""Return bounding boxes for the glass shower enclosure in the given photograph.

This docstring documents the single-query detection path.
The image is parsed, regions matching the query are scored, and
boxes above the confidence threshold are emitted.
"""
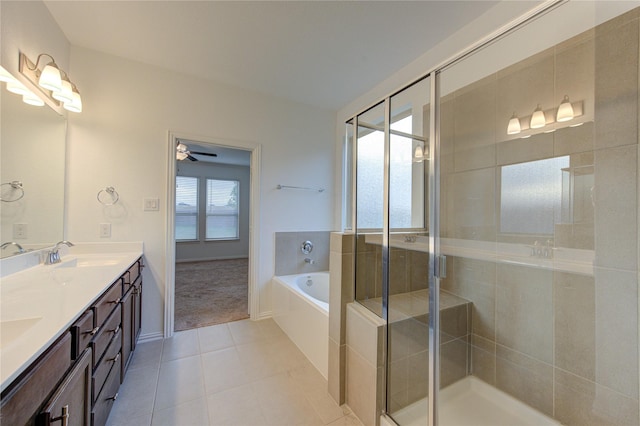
[347,2,639,425]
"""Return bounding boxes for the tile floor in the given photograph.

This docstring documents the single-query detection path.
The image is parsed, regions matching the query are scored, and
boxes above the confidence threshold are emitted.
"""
[106,318,363,426]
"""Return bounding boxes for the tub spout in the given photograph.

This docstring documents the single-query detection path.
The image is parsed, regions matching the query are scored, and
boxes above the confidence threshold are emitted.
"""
[304,257,315,265]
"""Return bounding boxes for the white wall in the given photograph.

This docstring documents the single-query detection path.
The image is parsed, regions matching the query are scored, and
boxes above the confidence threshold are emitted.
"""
[65,47,336,338]
[176,161,250,262]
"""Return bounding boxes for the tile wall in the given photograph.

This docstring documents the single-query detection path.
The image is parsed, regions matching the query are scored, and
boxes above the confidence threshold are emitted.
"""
[439,8,639,425]
[274,231,330,276]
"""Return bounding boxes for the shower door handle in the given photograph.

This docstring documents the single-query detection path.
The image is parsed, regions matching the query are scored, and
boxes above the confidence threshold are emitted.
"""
[435,255,447,279]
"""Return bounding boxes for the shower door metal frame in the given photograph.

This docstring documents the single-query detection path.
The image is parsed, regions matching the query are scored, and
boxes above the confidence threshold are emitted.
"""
[346,3,568,425]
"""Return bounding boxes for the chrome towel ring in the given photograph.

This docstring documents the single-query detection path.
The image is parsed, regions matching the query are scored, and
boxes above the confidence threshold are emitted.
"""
[0,181,25,202]
[97,186,119,205]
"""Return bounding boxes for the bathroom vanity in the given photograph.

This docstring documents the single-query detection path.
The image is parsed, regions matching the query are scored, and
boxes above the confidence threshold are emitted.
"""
[0,244,143,426]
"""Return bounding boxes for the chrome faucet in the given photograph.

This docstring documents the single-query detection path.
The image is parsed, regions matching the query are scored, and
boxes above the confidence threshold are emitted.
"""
[304,257,315,265]
[1,241,25,254]
[45,240,74,265]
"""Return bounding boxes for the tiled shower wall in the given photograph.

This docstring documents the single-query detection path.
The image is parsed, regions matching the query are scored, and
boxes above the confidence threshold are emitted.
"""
[274,231,330,276]
[439,8,639,425]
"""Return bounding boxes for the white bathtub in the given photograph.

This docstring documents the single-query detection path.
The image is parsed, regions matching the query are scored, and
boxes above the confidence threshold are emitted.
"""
[271,272,329,378]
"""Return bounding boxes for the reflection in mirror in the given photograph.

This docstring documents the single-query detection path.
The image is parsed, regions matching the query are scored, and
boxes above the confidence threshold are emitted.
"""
[0,84,66,258]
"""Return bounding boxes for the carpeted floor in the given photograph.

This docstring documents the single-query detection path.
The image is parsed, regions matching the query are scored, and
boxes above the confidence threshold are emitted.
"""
[174,258,249,332]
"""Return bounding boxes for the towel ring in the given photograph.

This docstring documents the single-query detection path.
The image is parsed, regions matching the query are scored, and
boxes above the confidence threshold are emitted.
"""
[97,186,119,205]
[0,181,25,202]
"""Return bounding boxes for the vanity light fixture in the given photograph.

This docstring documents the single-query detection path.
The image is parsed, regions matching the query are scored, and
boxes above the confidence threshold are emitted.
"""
[18,52,82,113]
[0,65,44,107]
[22,91,45,106]
[507,112,521,135]
[530,104,546,129]
[556,95,574,122]
[413,141,429,162]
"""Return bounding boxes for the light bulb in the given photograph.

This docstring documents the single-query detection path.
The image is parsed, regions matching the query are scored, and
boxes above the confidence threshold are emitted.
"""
[0,66,15,83]
[64,90,82,113]
[22,91,44,106]
[52,78,73,103]
[38,62,62,92]
[530,105,546,129]
[556,95,574,122]
[507,113,521,135]
[6,79,29,95]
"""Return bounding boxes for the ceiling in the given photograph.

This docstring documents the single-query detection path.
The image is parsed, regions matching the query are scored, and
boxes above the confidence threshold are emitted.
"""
[44,0,501,111]
[177,139,251,166]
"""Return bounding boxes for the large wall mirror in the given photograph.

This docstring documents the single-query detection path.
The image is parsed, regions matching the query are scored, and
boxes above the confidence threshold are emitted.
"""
[0,80,66,258]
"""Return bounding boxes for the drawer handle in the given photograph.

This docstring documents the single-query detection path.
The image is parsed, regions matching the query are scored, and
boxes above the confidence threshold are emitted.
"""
[109,352,121,363]
[51,404,69,426]
[108,392,119,401]
[111,325,121,335]
[109,297,121,305]
[83,326,100,336]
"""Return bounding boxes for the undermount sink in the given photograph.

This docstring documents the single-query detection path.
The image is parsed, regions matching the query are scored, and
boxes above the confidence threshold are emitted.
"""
[55,255,128,269]
[0,317,42,349]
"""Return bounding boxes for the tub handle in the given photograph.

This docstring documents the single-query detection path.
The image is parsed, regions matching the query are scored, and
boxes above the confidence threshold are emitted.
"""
[301,241,313,255]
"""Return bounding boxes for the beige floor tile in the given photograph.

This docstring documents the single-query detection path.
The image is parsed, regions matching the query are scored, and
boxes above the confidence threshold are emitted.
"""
[256,318,286,338]
[154,355,206,411]
[228,318,266,344]
[207,383,268,426]
[107,411,152,426]
[107,365,159,424]
[326,413,365,426]
[151,398,210,426]
[128,339,164,371]
[254,373,324,425]
[161,329,200,362]
[201,347,251,394]
[197,323,235,353]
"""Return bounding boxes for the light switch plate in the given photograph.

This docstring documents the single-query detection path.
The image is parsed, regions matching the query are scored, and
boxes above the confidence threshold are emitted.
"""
[13,223,27,239]
[99,223,111,238]
[144,198,160,211]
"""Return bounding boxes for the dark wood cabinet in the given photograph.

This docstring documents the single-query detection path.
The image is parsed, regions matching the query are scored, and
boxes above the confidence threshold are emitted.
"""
[37,349,92,426]
[0,333,72,426]
[0,256,143,426]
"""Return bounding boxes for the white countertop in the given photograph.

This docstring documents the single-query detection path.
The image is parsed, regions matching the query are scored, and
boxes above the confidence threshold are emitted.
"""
[0,242,143,392]
[364,234,595,276]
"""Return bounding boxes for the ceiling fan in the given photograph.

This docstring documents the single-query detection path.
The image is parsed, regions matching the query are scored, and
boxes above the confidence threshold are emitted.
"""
[176,141,218,161]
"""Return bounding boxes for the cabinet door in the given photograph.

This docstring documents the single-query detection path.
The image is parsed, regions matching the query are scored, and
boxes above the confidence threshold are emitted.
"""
[37,348,91,426]
[0,332,72,426]
[120,286,133,381]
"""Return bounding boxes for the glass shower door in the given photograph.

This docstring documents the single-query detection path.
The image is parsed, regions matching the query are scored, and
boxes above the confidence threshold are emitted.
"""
[386,77,432,424]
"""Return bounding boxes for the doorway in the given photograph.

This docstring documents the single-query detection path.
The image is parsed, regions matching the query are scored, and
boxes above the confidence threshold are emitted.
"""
[165,133,261,338]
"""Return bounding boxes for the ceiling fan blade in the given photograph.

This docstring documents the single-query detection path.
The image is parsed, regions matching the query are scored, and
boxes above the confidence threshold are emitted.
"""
[187,154,198,161]
[190,151,218,157]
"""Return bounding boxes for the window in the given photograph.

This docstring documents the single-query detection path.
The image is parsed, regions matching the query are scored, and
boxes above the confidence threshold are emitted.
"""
[175,176,198,240]
[356,115,423,229]
[206,179,239,240]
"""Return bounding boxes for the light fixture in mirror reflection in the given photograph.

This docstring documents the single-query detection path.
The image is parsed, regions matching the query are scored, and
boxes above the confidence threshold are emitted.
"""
[0,78,67,259]
[506,96,584,139]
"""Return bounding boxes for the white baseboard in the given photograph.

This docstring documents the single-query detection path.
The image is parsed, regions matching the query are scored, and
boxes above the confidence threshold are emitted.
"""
[256,310,272,320]
[138,331,164,343]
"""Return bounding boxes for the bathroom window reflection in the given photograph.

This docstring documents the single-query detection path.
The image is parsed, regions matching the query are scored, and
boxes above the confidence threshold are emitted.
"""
[499,155,569,235]
[357,115,423,229]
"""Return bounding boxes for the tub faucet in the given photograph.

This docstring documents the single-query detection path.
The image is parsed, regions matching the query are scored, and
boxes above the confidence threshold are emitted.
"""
[1,241,25,254]
[45,240,74,265]
[304,257,315,265]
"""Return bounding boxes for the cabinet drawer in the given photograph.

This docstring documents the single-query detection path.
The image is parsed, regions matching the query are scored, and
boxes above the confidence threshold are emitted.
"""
[92,338,120,403]
[37,348,92,426]
[94,282,122,326]
[0,332,72,426]
[91,305,121,369]
[91,354,121,426]
[71,310,95,360]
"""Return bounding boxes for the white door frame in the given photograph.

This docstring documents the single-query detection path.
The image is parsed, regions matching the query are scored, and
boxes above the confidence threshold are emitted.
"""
[165,131,261,338]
